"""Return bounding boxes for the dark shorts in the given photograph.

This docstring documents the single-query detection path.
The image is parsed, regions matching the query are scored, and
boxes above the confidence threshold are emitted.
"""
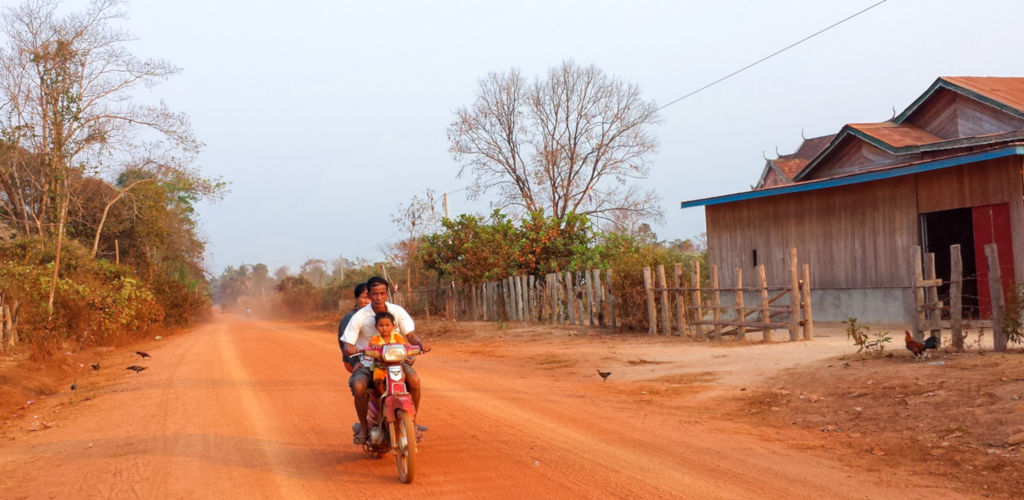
[348,363,418,396]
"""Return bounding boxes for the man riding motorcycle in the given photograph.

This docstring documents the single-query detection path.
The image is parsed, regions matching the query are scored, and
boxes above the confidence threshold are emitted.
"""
[340,276,430,445]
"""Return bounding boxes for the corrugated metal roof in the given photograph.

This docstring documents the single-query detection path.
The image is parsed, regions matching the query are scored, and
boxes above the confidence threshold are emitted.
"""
[943,76,1024,114]
[682,144,1024,208]
[848,122,942,148]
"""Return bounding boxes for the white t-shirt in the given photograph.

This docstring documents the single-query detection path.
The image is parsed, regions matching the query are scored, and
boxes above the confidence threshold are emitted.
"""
[340,302,415,358]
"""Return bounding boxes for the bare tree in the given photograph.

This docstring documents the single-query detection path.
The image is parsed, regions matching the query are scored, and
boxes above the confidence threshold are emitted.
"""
[449,60,663,228]
[390,189,440,295]
[0,0,202,314]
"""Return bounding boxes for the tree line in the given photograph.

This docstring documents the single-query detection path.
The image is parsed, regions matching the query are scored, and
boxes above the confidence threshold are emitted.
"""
[0,0,224,356]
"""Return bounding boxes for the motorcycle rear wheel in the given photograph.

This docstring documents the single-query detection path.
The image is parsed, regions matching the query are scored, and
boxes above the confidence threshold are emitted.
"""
[394,410,417,483]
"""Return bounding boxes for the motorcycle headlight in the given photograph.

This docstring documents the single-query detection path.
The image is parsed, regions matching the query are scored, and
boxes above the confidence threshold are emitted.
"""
[381,344,408,362]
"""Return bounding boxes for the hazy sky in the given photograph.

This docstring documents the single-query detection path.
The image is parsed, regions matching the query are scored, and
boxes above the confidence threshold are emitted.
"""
[73,0,1024,274]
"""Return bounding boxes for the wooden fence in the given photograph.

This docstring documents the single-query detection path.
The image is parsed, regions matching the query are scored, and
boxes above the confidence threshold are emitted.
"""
[643,248,813,341]
[0,292,20,352]
[910,243,1010,352]
[396,270,619,328]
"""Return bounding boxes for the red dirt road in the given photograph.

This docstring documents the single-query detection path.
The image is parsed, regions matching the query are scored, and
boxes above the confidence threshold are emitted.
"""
[1,317,963,499]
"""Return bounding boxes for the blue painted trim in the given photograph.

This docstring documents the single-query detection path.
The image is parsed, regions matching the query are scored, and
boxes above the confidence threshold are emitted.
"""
[681,145,1024,209]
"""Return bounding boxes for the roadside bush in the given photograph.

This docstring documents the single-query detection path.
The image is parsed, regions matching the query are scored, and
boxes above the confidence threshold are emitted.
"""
[0,238,164,357]
[594,232,705,332]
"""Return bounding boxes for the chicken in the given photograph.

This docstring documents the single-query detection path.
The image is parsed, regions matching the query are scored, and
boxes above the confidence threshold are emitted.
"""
[596,369,612,381]
[135,351,150,359]
[126,365,147,373]
[905,331,940,359]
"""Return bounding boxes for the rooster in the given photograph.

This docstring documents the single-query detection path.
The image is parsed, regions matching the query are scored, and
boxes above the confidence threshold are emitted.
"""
[904,331,940,360]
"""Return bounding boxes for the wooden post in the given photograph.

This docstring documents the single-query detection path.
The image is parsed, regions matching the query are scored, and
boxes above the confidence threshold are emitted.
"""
[643,266,657,335]
[585,270,595,326]
[711,265,722,340]
[503,278,512,321]
[657,264,671,336]
[985,244,1008,352]
[692,261,703,338]
[926,252,941,341]
[674,263,686,336]
[758,264,771,342]
[114,239,120,266]
[950,245,963,349]
[528,275,536,321]
[788,248,800,342]
[592,269,604,327]
[801,263,813,340]
[606,269,616,330]
[566,271,577,325]
[911,246,925,341]
[735,268,745,340]
[520,275,529,321]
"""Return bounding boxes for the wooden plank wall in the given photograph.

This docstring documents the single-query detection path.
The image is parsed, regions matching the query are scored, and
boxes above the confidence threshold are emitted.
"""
[706,156,1024,289]
[707,175,917,289]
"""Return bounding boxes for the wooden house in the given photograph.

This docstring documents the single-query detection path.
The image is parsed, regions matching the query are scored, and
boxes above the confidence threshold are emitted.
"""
[682,77,1024,323]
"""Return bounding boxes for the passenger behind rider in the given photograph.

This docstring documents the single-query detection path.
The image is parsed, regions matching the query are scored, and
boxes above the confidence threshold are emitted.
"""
[337,283,371,373]
[341,276,430,445]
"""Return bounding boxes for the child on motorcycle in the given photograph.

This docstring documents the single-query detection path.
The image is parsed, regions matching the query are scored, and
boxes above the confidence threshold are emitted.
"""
[369,312,407,393]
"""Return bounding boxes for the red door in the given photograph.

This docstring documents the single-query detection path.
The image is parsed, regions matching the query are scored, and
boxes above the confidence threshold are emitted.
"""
[973,203,1015,318]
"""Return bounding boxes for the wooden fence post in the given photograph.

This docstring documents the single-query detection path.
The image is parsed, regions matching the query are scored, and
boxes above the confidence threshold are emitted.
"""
[758,264,770,342]
[788,248,800,341]
[657,264,671,335]
[566,271,577,325]
[606,269,616,330]
[950,245,963,349]
[692,261,703,338]
[550,273,559,323]
[643,266,657,335]
[985,244,1008,352]
[911,246,925,341]
[802,263,813,340]
[584,270,595,326]
[711,265,722,339]
[528,274,536,321]
[504,278,513,321]
[674,263,686,336]
[735,268,745,340]
[926,252,941,341]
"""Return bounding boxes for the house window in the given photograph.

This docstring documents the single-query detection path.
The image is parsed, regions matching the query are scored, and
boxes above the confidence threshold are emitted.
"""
[752,249,758,267]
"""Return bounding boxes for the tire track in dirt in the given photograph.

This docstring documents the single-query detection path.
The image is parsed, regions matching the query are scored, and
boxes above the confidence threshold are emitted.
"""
[0,318,972,499]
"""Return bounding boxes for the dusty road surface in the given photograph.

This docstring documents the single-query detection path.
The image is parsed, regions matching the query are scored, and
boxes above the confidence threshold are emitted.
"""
[1,316,969,499]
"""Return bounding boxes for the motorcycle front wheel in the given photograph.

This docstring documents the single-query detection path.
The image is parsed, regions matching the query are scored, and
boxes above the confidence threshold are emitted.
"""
[394,410,417,483]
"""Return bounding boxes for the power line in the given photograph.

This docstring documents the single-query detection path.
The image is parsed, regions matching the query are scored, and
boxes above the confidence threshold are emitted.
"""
[657,0,888,111]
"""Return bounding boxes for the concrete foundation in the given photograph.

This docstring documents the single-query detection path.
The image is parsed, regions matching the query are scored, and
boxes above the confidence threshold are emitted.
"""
[711,288,913,325]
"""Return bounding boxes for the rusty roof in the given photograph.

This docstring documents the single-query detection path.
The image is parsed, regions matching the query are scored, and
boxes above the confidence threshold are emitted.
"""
[942,76,1024,114]
[848,122,943,148]
[769,134,835,180]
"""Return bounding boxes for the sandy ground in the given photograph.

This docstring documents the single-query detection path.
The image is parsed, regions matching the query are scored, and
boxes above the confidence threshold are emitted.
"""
[0,315,1017,499]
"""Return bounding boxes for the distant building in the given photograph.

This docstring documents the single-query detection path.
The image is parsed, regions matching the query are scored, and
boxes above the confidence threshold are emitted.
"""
[682,77,1024,323]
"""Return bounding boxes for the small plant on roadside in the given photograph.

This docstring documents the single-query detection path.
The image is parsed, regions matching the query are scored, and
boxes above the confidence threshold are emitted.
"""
[841,316,890,357]
[1000,285,1024,345]
[841,317,870,353]
[862,331,892,357]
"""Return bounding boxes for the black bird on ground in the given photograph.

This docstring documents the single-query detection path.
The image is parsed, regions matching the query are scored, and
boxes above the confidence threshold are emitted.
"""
[923,335,941,350]
[70,379,77,391]
[597,369,612,381]
[90,363,100,371]
[135,351,150,359]
[126,365,147,373]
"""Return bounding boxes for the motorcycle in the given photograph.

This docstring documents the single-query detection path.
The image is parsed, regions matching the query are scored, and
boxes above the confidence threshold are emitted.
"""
[352,342,422,483]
